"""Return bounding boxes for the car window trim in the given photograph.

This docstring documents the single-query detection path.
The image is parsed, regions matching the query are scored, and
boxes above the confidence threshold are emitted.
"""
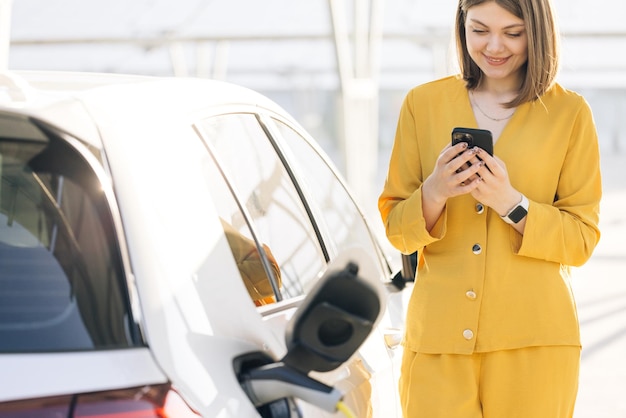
[254,114,331,263]
[192,122,285,302]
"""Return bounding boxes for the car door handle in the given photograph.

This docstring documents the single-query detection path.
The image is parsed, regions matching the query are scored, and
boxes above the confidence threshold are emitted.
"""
[383,329,403,349]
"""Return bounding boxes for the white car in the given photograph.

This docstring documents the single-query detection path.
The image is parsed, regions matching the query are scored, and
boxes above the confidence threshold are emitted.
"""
[0,71,412,418]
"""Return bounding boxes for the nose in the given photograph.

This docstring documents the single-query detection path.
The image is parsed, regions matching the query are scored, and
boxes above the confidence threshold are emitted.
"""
[485,34,505,53]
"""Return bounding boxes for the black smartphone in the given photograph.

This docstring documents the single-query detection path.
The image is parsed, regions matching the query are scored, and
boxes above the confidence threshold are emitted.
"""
[451,127,494,156]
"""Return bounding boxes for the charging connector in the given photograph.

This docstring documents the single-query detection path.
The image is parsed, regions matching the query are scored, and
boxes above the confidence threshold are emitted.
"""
[241,362,343,413]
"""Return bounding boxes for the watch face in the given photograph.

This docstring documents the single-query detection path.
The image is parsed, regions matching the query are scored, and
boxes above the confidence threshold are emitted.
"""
[508,206,528,223]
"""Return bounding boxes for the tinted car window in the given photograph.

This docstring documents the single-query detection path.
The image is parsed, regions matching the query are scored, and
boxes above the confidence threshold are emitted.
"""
[0,128,134,352]
[195,114,326,299]
[270,119,388,277]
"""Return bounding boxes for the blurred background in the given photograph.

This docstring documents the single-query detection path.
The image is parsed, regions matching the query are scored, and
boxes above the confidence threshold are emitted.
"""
[3,0,625,416]
[4,0,626,214]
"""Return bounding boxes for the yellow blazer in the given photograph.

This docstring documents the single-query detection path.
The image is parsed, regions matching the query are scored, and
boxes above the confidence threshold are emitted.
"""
[379,75,602,354]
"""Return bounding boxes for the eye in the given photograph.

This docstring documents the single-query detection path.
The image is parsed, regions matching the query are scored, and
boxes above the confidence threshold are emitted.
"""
[472,29,487,34]
[507,32,523,38]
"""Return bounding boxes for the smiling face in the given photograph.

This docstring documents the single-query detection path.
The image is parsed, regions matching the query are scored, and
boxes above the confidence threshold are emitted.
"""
[465,1,528,89]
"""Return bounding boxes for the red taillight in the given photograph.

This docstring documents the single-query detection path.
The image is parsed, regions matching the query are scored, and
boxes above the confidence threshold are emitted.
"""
[0,384,200,418]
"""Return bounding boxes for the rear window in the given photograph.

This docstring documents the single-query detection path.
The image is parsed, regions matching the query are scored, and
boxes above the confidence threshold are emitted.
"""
[0,117,136,352]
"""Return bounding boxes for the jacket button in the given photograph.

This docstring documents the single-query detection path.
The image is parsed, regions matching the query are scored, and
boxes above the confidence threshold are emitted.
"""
[466,290,477,300]
[463,329,474,340]
[472,244,482,254]
[475,203,484,214]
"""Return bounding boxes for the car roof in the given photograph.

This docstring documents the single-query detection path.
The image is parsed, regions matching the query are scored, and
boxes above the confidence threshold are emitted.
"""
[0,70,291,148]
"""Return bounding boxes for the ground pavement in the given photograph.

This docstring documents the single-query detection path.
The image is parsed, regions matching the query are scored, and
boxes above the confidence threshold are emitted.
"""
[572,153,626,418]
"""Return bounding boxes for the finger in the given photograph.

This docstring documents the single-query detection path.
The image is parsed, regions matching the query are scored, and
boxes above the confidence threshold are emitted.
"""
[459,175,482,189]
[450,149,478,174]
[455,161,471,174]
[467,149,484,166]
[455,162,481,185]
[473,148,500,173]
[445,141,469,163]
[475,163,490,183]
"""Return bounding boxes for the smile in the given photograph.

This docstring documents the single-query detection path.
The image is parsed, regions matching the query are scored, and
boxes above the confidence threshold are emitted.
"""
[484,55,509,64]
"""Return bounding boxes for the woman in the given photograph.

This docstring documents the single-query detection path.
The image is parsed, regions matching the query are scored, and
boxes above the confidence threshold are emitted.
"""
[378,0,602,416]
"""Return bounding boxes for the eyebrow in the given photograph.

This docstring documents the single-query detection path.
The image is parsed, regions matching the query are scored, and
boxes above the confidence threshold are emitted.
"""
[469,18,525,30]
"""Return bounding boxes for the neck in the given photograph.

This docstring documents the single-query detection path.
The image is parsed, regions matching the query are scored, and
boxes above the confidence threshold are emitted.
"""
[469,89,517,122]
[478,76,522,99]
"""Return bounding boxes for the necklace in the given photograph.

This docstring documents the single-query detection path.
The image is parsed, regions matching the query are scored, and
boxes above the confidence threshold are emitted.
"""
[470,90,515,122]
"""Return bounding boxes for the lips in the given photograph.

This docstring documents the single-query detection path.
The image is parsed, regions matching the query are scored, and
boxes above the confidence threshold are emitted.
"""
[484,54,510,65]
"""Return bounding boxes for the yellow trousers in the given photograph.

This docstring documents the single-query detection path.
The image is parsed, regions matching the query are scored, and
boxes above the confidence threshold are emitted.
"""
[399,346,580,418]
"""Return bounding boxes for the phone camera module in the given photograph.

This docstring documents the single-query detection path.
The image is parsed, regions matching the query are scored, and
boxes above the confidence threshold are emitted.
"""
[454,132,473,147]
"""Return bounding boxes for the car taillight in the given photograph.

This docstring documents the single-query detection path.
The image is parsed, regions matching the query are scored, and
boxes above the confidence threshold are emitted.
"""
[0,384,200,418]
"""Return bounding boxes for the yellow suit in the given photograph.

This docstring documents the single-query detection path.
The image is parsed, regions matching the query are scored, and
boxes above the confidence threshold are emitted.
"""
[379,75,601,416]
[379,75,601,355]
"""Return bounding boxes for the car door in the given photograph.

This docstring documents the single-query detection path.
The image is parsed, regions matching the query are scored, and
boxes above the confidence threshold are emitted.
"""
[193,111,405,417]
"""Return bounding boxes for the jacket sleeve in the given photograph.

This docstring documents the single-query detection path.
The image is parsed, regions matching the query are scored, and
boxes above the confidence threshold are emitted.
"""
[518,98,602,266]
[378,90,447,255]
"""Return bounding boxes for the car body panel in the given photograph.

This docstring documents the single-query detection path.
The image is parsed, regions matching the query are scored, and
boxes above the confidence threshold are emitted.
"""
[0,349,166,402]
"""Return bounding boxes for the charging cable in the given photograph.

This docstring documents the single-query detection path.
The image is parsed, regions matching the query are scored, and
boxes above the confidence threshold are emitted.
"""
[336,400,356,418]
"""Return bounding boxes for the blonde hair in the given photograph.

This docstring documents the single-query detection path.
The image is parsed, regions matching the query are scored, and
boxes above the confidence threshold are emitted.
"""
[455,0,560,107]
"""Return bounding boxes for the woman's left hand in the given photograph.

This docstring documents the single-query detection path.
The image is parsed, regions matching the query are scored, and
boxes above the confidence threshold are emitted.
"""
[465,148,522,217]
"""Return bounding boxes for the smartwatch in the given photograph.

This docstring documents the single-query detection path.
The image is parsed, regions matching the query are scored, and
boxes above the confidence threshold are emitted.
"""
[501,194,529,224]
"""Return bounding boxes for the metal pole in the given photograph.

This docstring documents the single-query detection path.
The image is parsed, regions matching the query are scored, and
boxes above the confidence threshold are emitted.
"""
[329,0,383,211]
[0,0,13,71]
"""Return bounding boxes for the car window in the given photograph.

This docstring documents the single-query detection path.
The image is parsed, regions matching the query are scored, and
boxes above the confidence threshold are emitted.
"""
[199,153,282,306]
[269,118,388,278]
[0,130,135,352]
[195,113,326,299]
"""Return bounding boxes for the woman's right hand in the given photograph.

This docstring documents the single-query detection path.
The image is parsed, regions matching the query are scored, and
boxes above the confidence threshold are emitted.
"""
[421,142,484,231]
[423,142,484,203]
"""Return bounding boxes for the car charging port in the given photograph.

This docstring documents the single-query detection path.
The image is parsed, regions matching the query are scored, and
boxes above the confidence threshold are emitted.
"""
[235,254,383,418]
